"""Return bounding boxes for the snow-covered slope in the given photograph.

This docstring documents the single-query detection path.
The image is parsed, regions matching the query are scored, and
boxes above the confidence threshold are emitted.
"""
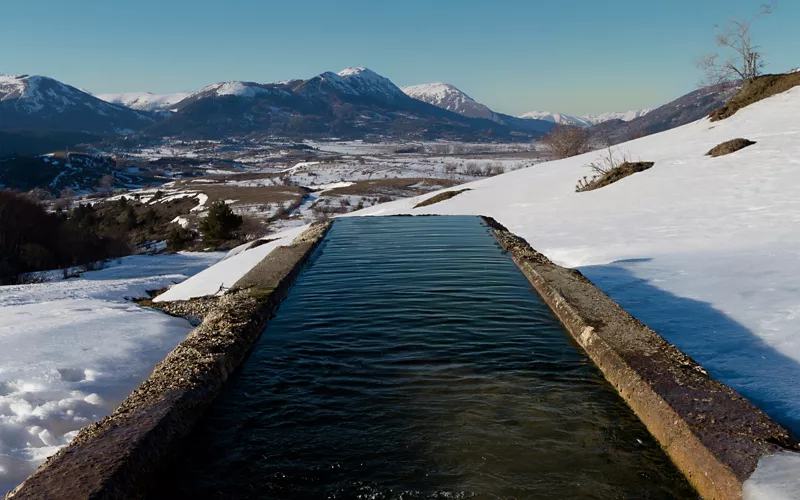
[336,67,407,101]
[520,109,651,127]
[196,81,276,98]
[95,91,192,112]
[0,252,222,494]
[0,74,155,133]
[402,82,503,123]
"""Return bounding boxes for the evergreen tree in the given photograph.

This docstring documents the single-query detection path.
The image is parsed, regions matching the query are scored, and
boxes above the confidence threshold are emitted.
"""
[200,201,242,242]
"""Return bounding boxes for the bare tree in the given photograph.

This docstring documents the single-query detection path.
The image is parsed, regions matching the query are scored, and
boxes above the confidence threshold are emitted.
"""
[541,125,589,160]
[98,174,115,195]
[55,187,76,211]
[698,3,775,85]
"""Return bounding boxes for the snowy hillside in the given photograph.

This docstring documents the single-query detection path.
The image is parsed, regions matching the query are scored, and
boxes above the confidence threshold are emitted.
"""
[336,67,407,101]
[402,82,502,123]
[520,109,651,127]
[95,91,192,112]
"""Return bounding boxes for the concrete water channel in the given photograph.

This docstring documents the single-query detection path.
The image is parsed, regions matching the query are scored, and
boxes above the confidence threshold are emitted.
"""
[10,215,796,500]
[153,216,696,499]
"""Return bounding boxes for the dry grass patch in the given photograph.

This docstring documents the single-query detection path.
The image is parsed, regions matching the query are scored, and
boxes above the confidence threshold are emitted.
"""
[198,185,307,206]
[414,189,471,208]
[710,72,800,121]
[326,178,461,197]
[577,162,654,193]
[707,138,756,157]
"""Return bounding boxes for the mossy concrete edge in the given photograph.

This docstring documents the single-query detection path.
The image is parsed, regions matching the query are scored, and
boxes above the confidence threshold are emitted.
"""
[5,221,333,500]
[482,215,799,500]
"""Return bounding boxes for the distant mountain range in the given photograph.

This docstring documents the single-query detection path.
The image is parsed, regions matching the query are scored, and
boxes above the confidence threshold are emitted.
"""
[94,92,191,112]
[0,69,554,142]
[518,109,652,128]
[0,67,742,146]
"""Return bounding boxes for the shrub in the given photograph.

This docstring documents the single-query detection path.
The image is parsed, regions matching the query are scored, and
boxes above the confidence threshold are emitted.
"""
[575,147,655,192]
[463,162,482,176]
[166,225,197,252]
[541,125,590,159]
[200,201,243,242]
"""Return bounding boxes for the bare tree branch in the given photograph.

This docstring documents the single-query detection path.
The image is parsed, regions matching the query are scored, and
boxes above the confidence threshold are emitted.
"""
[697,3,775,86]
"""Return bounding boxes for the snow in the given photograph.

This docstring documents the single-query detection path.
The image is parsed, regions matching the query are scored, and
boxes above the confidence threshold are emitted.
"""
[309,181,354,192]
[335,67,406,101]
[0,252,222,494]
[402,82,466,103]
[199,81,273,98]
[171,216,190,228]
[349,86,800,440]
[189,193,209,212]
[95,91,191,112]
[519,108,651,127]
[743,452,800,499]
[402,82,500,122]
[154,225,308,302]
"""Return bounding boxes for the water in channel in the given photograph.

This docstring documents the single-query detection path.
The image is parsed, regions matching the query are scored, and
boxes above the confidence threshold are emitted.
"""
[155,216,696,499]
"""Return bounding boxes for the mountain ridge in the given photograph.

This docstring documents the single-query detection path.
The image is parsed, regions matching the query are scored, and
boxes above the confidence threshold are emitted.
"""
[0,74,156,134]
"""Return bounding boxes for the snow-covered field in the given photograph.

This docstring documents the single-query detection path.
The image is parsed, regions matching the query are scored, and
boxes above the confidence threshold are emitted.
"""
[0,252,222,494]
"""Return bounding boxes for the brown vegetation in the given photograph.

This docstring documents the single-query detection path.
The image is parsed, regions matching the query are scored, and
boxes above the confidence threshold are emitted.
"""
[710,72,800,121]
[576,162,654,193]
[707,138,756,157]
[541,125,590,159]
[414,189,470,208]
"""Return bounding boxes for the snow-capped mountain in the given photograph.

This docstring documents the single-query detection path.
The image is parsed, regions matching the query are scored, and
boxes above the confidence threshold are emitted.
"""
[0,74,156,134]
[519,111,593,127]
[95,92,192,112]
[402,83,503,123]
[336,67,407,101]
[519,109,652,127]
[584,109,652,124]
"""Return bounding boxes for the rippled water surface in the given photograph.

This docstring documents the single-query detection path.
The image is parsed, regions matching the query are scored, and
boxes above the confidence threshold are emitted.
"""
[156,216,696,499]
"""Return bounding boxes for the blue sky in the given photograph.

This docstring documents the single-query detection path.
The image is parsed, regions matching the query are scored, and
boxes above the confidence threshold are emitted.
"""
[1,0,798,115]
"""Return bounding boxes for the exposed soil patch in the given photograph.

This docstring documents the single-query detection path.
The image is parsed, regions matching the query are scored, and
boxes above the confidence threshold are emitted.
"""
[576,162,654,193]
[414,189,471,209]
[707,138,756,157]
[710,72,800,121]
[326,177,461,197]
